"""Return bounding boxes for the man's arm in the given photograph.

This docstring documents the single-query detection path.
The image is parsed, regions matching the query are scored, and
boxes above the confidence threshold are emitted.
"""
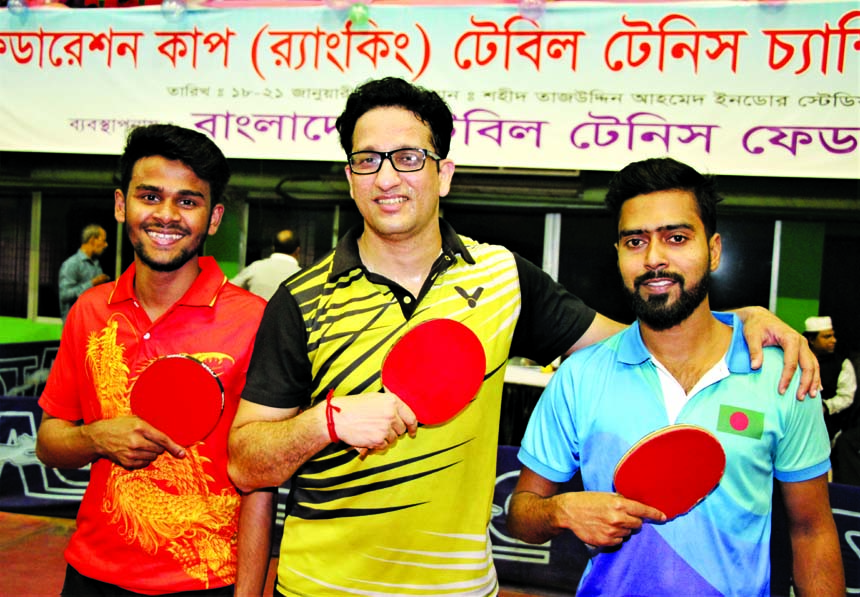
[227,400,322,493]
[731,306,820,399]
[564,313,626,355]
[36,412,186,470]
[780,474,844,596]
[507,467,665,547]
[228,394,418,493]
[236,489,273,596]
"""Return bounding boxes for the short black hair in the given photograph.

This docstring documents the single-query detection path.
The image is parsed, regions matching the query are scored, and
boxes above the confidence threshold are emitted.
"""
[335,77,454,158]
[604,157,722,238]
[117,124,231,204]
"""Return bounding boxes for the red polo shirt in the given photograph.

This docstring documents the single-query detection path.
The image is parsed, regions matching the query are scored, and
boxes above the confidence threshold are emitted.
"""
[40,257,265,595]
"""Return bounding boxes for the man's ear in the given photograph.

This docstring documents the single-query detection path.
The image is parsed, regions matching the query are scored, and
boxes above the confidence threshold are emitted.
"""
[709,233,722,272]
[208,203,225,235]
[437,159,456,198]
[114,189,126,223]
[344,164,356,200]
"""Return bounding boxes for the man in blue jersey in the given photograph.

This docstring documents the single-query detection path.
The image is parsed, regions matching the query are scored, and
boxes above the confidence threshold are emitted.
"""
[507,157,844,596]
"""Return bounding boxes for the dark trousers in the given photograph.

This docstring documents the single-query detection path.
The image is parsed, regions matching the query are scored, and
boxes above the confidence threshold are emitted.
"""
[60,564,235,597]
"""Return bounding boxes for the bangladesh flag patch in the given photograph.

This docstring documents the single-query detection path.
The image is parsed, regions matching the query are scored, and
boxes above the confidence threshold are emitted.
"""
[717,405,764,440]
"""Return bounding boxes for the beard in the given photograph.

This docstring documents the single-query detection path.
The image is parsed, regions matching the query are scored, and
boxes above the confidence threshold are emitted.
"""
[129,226,208,273]
[623,268,711,331]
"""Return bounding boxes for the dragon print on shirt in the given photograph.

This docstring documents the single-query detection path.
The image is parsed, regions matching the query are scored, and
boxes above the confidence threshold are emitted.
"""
[85,318,240,588]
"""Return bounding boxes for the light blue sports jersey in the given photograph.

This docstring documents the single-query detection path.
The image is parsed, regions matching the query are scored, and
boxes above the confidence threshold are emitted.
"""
[518,313,830,596]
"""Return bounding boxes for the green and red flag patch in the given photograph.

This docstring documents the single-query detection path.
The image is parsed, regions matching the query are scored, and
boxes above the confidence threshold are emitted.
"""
[717,405,764,440]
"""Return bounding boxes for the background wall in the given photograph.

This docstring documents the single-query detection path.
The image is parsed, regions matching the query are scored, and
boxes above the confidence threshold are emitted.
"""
[1,161,858,362]
[777,221,826,332]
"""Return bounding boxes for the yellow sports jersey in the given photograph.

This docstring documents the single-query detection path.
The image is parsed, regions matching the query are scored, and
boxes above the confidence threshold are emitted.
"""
[243,221,595,596]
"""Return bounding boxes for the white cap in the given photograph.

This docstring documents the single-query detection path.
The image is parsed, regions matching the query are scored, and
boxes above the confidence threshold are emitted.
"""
[804,316,833,333]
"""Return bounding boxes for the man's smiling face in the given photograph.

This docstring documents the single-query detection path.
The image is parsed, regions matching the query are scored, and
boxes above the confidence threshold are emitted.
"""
[115,155,222,274]
[345,106,454,243]
[616,189,721,331]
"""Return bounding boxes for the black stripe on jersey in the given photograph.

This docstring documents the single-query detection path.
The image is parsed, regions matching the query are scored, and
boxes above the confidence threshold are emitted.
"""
[288,440,474,519]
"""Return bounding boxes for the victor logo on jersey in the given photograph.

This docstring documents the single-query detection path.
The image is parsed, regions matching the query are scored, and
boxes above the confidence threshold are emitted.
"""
[455,286,483,308]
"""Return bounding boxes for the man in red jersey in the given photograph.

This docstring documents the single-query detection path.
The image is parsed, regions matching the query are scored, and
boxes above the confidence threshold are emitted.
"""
[37,124,271,596]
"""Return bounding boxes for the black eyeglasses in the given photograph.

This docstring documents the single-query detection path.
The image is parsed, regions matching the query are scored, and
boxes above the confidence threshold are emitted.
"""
[347,148,441,175]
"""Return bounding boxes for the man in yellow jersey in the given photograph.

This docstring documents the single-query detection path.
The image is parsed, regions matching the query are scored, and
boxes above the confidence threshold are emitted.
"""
[228,77,819,596]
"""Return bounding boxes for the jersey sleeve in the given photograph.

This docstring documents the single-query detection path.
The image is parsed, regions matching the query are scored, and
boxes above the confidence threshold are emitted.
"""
[38,318,85,421]
[517,364,582,483]
[510,254,596,366]
[773,364,832,483]
[241,285,313,409]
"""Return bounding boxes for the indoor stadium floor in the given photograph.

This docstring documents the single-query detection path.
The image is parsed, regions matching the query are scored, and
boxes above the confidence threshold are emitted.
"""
[0,511,564,597]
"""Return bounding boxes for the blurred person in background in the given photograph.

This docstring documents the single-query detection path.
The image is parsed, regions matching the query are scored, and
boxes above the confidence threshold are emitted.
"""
[803,315,856,440]
[231,229,301,301]
[58,223,110,322]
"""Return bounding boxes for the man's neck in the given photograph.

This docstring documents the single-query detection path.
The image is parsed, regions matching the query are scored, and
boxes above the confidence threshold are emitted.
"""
[358,226,442,296]
[133,258,202,322]
[640,303,733,394]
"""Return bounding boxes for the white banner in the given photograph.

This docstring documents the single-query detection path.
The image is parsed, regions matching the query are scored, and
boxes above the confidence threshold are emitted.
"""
[1,1,858,178]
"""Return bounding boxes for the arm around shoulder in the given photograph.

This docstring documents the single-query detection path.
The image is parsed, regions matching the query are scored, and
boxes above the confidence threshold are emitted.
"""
[731,306,820,399]
[565,313,627,355]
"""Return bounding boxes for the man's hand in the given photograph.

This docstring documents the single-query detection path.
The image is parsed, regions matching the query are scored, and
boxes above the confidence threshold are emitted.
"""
[329,392,418,451]
[91,273,111,286]
[82,416,186,469]
[507,467,667,547]
[550,491,666,547]
[734,306,820,399]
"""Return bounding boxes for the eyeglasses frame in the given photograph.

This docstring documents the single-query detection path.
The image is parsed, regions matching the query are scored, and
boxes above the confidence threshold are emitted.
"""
[347,148,442,175]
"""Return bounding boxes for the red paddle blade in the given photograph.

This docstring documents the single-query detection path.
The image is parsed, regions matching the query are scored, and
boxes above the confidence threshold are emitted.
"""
[382,319,486,425]
[130,355,224,447]
[613,424,725,520]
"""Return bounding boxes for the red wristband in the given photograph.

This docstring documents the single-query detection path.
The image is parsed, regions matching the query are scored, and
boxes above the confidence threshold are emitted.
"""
[325,389,340,443]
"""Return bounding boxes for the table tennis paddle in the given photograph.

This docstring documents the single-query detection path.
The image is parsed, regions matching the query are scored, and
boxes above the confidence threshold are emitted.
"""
[130,354,225,447]
[381,319,486,425]
[613,424,725,520]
